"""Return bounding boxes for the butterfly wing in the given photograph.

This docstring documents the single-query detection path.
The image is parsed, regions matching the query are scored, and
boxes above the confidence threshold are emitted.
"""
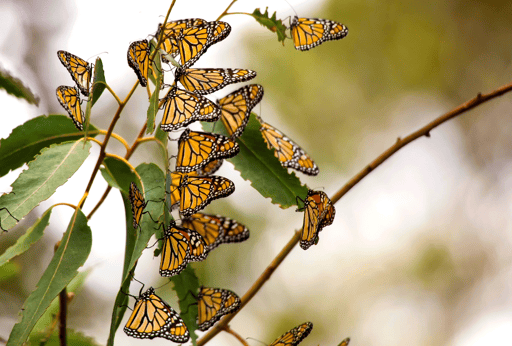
[290,16,348,51]
[56,86,84,130]
[169,171,198,210]
[176,129,239,173]
[217,215,250,245]
[197,159,223,176]
[129,182,147,229]
[124,287,190,342]
[57,50,93,96]
[218,84,264,138]
[176,68,257,95]
[179,175,235,217]
[156,18,207,58]
[259,118,319,176]
[197,287,241,331]
[300,190,334,250]
[181,213,225,250]
[269,322,313,346]
[160,87,221,131]
[127,40,150,87]
[160,222,191,277]
[338,337,350,346]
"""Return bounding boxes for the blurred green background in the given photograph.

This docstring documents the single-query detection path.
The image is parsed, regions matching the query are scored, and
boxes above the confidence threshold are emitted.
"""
[1,0,512,345]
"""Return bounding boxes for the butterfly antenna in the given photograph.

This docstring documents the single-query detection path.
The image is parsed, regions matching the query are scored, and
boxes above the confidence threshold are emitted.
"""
[246,337,267,346]
[87,52,108,62]
[282,0,298,17]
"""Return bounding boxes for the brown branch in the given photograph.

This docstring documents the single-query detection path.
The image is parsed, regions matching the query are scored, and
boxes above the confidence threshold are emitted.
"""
[223,325,249,346]
[197,80,512,346]
[216,0,238,21]
[58,287,67,346]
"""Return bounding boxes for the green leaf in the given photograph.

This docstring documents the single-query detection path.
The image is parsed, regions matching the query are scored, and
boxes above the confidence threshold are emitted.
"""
[6,209,92,346]
[106,163,166,346]
[28,329,101,346]
[0,114,98,178]
[90,57,106,108]
[0,140,92,230]
[0,262,19,283]
[203,114,307,208]
[0,66,40,105]
[250,7,287,44]
[31,270,91,335]
[100,156,137,194]
[0,208,52,266]
[147,42,163,135]
[170,266,200,345]
[155,126,169,166]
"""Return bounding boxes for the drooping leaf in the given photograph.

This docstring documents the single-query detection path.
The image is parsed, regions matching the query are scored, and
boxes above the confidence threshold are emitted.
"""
[203,114,307,208]
[0,140,92,230]
[0,115,98,178]
[0,208,52,266]
[6,209,92,346]
[250,8,287,44]
[107,163,166,346]
[28,329,101,346]
[170,266,200,345]
[100,156,138,194]
[0,66,40,105]
[147,41,163,134]
[90,57,106,108]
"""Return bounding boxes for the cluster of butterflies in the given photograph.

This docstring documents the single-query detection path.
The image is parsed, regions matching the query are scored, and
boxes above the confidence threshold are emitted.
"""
[55,12,347,345]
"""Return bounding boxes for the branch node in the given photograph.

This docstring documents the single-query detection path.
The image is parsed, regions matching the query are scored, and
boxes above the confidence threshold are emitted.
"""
[425,131,431,138]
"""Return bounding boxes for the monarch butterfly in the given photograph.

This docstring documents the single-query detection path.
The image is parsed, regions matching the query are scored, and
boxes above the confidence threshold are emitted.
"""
[297,190,335,250]
[176,128,240,173]
[129,182,148,229]
[160,221,208,277]
[127,40,150,87]
[169,171,197,210]
[160,86,221,131]
[197,159,223,176]
[269,322,313,346]
[218,84,264,138]
[338,337,350,346]
[124,286,189,342]
[258,116,319,176]
[174,21,231,68]
[56,86,84,130]
[290,16,348,51]
[57,50,93,96]
[181,212,250,251]
[179,174,235,217]
[156,18,207,58]
[175,67,257,95]
[197,286,241,331]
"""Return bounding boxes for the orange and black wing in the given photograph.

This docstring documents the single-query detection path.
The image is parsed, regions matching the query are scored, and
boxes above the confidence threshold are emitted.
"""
[176,226,208,262]
[56,86,84,130]
[299,190,335,250]
[156,18,207,58]
[160,221,192,277]
[176,128,239,173]
[124,287,189,342]
[57,50,93,96]
[160,86,220,131]
[197,286,241,331]
[290,16,348,51]
[129,182,147,229]
[258,117,319,176]
[179,175,235,217]
[269,322,313,346]
[176,67,256,95]
[127,40,150,87]
[197,159,223,176]
[169,171,198,210]
[218,84,264,138]
[338,337,351,346]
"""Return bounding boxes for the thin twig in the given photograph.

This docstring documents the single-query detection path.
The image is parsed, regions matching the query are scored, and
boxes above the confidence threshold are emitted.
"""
[58,287,67,346]
[217,0,238,21]
[197,81,512,346]
[223,325,249,346]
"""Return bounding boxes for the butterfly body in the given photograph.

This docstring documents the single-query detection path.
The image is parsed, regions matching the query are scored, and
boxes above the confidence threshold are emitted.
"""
[160,86,221,131]
[57,50,93,96]
[269,322,313,346]
[127,40,150,86]
[197,286,241,331]
[299,190,335,250]
[290,16,348,51]
[129,182,148,229]
[179,175,235,217]
[56,86,84,131]
[175,67,257,95]
[157,18,207,59]
[258,117,319,176]
[176,128,240,173]
[218,84,264,138]
[124,287,189,342]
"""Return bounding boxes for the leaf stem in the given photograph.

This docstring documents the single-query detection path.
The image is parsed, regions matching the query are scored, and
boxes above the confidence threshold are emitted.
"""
[217,0,238,21]
[197,80,512,346]
[223,325,249,346]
